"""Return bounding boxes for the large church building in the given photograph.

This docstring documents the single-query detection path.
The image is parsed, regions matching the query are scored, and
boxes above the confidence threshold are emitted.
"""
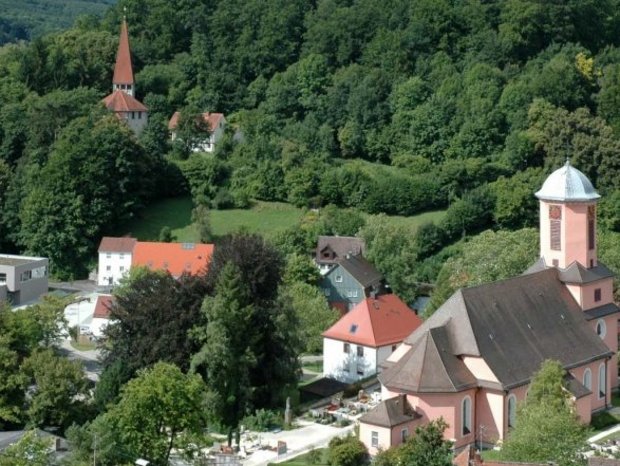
[359,161,619,454]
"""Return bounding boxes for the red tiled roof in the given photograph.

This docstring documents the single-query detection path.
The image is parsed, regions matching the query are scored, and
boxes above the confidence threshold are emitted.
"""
[132,242,214,277]
[323,294,422,348]
[102,90,147,112]
[93,295,113,319]
[98,236,137,253]
[113,20,134,85]
[168,111,225,131]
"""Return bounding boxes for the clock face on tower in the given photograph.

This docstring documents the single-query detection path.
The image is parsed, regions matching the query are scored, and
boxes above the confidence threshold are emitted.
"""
[549,205,562,220]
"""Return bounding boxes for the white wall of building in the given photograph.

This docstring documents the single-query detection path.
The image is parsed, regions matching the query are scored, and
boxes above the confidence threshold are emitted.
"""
[97,252,132,286]
[123,111,148,135]
[323,337,378,383]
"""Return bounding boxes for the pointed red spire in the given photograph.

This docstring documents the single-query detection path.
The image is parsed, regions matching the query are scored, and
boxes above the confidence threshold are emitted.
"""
[113,20,134,86]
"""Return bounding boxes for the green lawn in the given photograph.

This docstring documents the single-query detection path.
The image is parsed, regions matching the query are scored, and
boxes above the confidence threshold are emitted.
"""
[121,197,195,241]
[301,361,323,373]
[365,209,445,230]
[119,196,446,242]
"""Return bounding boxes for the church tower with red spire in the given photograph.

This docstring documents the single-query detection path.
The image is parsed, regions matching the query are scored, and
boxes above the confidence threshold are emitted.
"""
[102,19,148,135]
[112,19,135,97]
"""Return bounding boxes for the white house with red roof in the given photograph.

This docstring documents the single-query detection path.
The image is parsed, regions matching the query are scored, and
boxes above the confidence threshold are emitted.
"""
[102,20,148,135]
[322,294,422,383]
[168,111,227,153]
[97,236,214,286]
[90,294,113,337]
[98,237,136,286]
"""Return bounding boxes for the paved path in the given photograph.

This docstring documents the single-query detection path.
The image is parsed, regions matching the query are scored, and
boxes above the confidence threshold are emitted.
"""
[242,420,354,466]
[58,338,102,381]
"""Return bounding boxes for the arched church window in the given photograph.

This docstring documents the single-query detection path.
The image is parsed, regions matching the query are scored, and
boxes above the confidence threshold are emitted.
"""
[461,396,471,436]
[599,363,607,399]
[596,319,606,339]
[507,395,517,428]
[583,368,592,391]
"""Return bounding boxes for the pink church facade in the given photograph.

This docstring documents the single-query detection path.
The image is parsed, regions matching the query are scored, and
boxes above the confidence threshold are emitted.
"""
[359,162,619,455]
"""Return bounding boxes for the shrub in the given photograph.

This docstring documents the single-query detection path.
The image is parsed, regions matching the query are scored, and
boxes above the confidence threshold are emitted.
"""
[242,409,282,432]
[327,435,368,466]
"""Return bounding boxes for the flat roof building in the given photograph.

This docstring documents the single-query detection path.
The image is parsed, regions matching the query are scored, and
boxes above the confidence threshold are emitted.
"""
[0,254,48,305]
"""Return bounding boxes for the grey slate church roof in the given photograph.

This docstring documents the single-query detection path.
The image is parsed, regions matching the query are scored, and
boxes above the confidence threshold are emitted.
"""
[359,394,421,428]
[379,268,613,393]
[535,160,600,202]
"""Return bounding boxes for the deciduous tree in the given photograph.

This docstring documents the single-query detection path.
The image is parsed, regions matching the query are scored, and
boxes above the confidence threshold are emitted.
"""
[500,360,587,466]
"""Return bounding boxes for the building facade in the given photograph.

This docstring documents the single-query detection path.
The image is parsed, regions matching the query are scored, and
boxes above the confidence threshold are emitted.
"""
[320,254,385,313]
[97,237,136,286]
[0,254,48,305]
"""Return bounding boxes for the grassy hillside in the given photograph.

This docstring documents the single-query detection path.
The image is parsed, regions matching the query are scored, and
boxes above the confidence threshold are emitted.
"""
[0,0,115,43]
[119,197,446,243]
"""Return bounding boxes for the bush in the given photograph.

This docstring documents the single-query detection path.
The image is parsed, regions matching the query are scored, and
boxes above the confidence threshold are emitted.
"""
[242,409,282,432]
[591,411,620,430]
[327,435,368,466]
[211,187,236,210]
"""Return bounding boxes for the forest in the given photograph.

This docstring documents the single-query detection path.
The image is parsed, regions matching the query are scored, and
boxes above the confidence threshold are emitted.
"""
[0,0,114,44]
[0,0,620,299]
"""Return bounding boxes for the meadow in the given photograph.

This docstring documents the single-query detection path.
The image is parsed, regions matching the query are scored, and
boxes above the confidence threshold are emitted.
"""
[119,196,446,243]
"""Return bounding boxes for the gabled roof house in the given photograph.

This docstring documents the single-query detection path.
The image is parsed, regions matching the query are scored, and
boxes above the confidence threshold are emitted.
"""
[168,111,227,153]
[360,161,619,455]
[323,294,422,383]
[321,254,386,313]
[97,237,213,286]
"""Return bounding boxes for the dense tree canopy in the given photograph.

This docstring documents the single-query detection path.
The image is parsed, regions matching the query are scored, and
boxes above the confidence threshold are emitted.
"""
[99,268,209,406]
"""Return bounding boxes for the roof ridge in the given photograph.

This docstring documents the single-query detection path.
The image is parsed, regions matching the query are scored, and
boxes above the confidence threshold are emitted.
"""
[366,298,380,347]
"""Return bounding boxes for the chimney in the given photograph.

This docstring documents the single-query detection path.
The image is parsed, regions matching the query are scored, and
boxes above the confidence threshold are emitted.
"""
[399,393,407,414]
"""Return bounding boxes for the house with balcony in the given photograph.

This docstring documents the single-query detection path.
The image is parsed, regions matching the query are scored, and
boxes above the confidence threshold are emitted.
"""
[322,294,422,383]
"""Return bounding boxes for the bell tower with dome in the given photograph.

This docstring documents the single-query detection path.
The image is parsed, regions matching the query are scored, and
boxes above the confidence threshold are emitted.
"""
[535,160,600,270]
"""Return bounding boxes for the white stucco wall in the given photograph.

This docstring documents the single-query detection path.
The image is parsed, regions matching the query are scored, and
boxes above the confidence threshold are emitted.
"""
[97,252,132,286]
[323,337,377,383]
[123,111,148,135]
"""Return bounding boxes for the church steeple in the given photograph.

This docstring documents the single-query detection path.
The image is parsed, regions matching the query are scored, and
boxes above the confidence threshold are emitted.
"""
[112,19,135,97]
